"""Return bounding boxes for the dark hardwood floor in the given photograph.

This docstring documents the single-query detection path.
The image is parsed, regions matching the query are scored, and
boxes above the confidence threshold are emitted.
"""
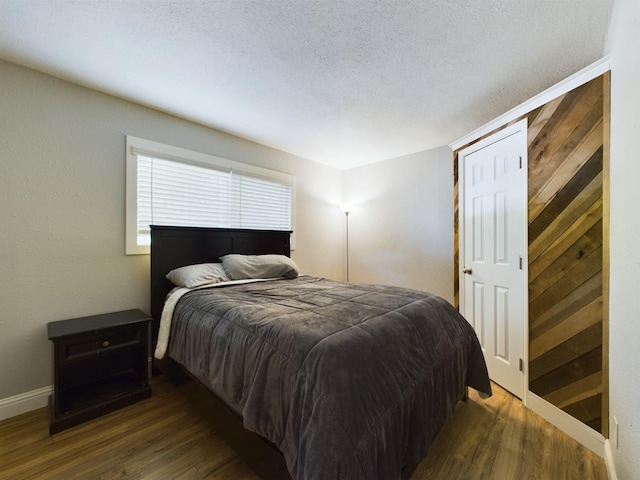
[0,376,608,479]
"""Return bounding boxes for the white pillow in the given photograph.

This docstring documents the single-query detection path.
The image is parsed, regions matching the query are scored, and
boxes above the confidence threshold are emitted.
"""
[220,254,299,280]
[166,263,230,288]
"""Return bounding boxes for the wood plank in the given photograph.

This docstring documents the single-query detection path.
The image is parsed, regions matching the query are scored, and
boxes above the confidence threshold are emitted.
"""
[529,218,602,282]
[530,297,602,360]
[529,192,602,265]
[527,77,602,170]
[529,118,603,223]
[530,272,602,336]
[488,393,527,479]
[64,456,127,480]
[543,371,602,409]
[529,246,602,324]
[528,146,603,243]
[125,433,222,479]
[529,322,602,381]
[564,393,603,431]
[1,404,179,474]
[587,418,602,432]
[601,70,611,438]
[527,84,592,178]
[527,78,602,188]
[528,91,603,208]
[0,376,258,480]
[539,391,602,474]
[0,405,50,456]
[531,347,602,398]
[529,231,602,302]
[527,97,565,148]
[413,383,607,480]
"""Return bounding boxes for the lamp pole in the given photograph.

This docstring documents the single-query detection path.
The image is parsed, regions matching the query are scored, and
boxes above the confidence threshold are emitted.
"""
[339,203,354,282]
[344,210,350,282]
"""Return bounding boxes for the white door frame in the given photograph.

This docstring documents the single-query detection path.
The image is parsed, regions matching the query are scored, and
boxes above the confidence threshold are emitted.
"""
[458,118,529,400]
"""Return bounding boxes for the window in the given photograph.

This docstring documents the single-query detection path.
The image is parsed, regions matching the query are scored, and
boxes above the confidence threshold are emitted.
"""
[125,136,294,254]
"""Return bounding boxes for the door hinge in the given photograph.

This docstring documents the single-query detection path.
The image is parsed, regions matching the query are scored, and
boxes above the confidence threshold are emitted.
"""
[519,256,523,270]
[519,358,525,373]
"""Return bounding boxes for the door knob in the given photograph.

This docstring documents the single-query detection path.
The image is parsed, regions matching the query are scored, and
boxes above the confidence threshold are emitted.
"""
[463,267,472,275]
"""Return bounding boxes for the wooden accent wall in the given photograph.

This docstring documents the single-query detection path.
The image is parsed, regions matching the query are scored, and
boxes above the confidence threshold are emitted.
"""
[453,73,608,434]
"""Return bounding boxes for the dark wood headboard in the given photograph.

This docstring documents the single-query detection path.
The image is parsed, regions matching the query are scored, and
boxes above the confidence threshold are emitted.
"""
[150,225,292,344]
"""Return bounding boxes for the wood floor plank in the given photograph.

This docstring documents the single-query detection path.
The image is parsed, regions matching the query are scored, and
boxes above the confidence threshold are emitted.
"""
[0,377,607,480]
[412,384,607,480]
[1,390,196,479]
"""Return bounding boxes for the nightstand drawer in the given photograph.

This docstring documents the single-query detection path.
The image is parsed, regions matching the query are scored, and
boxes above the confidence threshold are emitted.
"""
[60,325,143,364]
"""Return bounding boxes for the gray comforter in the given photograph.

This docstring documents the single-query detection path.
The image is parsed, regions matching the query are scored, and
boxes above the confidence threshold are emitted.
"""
[166,276,491,479]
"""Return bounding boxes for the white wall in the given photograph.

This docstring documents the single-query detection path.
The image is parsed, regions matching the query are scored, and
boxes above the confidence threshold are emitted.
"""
[0,59,344,400]
[344,147,455,302]
[605,0,640,477]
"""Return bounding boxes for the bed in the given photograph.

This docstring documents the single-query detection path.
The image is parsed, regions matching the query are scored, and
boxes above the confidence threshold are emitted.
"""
[150,225,492,480]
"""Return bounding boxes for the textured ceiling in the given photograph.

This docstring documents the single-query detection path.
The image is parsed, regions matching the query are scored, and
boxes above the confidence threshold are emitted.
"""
[0,1,611,169]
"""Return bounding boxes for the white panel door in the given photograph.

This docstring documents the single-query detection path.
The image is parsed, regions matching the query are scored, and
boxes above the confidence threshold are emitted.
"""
[460,121,527,399]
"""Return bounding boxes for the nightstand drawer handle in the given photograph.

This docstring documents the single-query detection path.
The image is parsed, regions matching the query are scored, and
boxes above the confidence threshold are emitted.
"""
[101,340,110,348]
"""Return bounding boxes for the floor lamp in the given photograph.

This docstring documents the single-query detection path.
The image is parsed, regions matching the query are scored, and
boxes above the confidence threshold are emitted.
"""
[339,203,354,282]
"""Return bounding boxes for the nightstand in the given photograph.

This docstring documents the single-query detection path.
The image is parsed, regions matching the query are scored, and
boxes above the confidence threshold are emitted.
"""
[47,309,152,434]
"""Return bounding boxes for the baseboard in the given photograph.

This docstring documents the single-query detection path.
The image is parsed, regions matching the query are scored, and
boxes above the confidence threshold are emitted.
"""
[525,391,606,458]
[604,439,618,480]
[0,385,51,421]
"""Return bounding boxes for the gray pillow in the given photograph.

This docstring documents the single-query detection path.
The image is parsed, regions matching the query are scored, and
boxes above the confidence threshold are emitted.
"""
[220,254,299,280]
[166,262,230,288]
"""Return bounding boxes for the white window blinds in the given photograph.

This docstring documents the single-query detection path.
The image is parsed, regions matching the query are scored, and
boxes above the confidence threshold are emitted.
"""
[126,136,293,254]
